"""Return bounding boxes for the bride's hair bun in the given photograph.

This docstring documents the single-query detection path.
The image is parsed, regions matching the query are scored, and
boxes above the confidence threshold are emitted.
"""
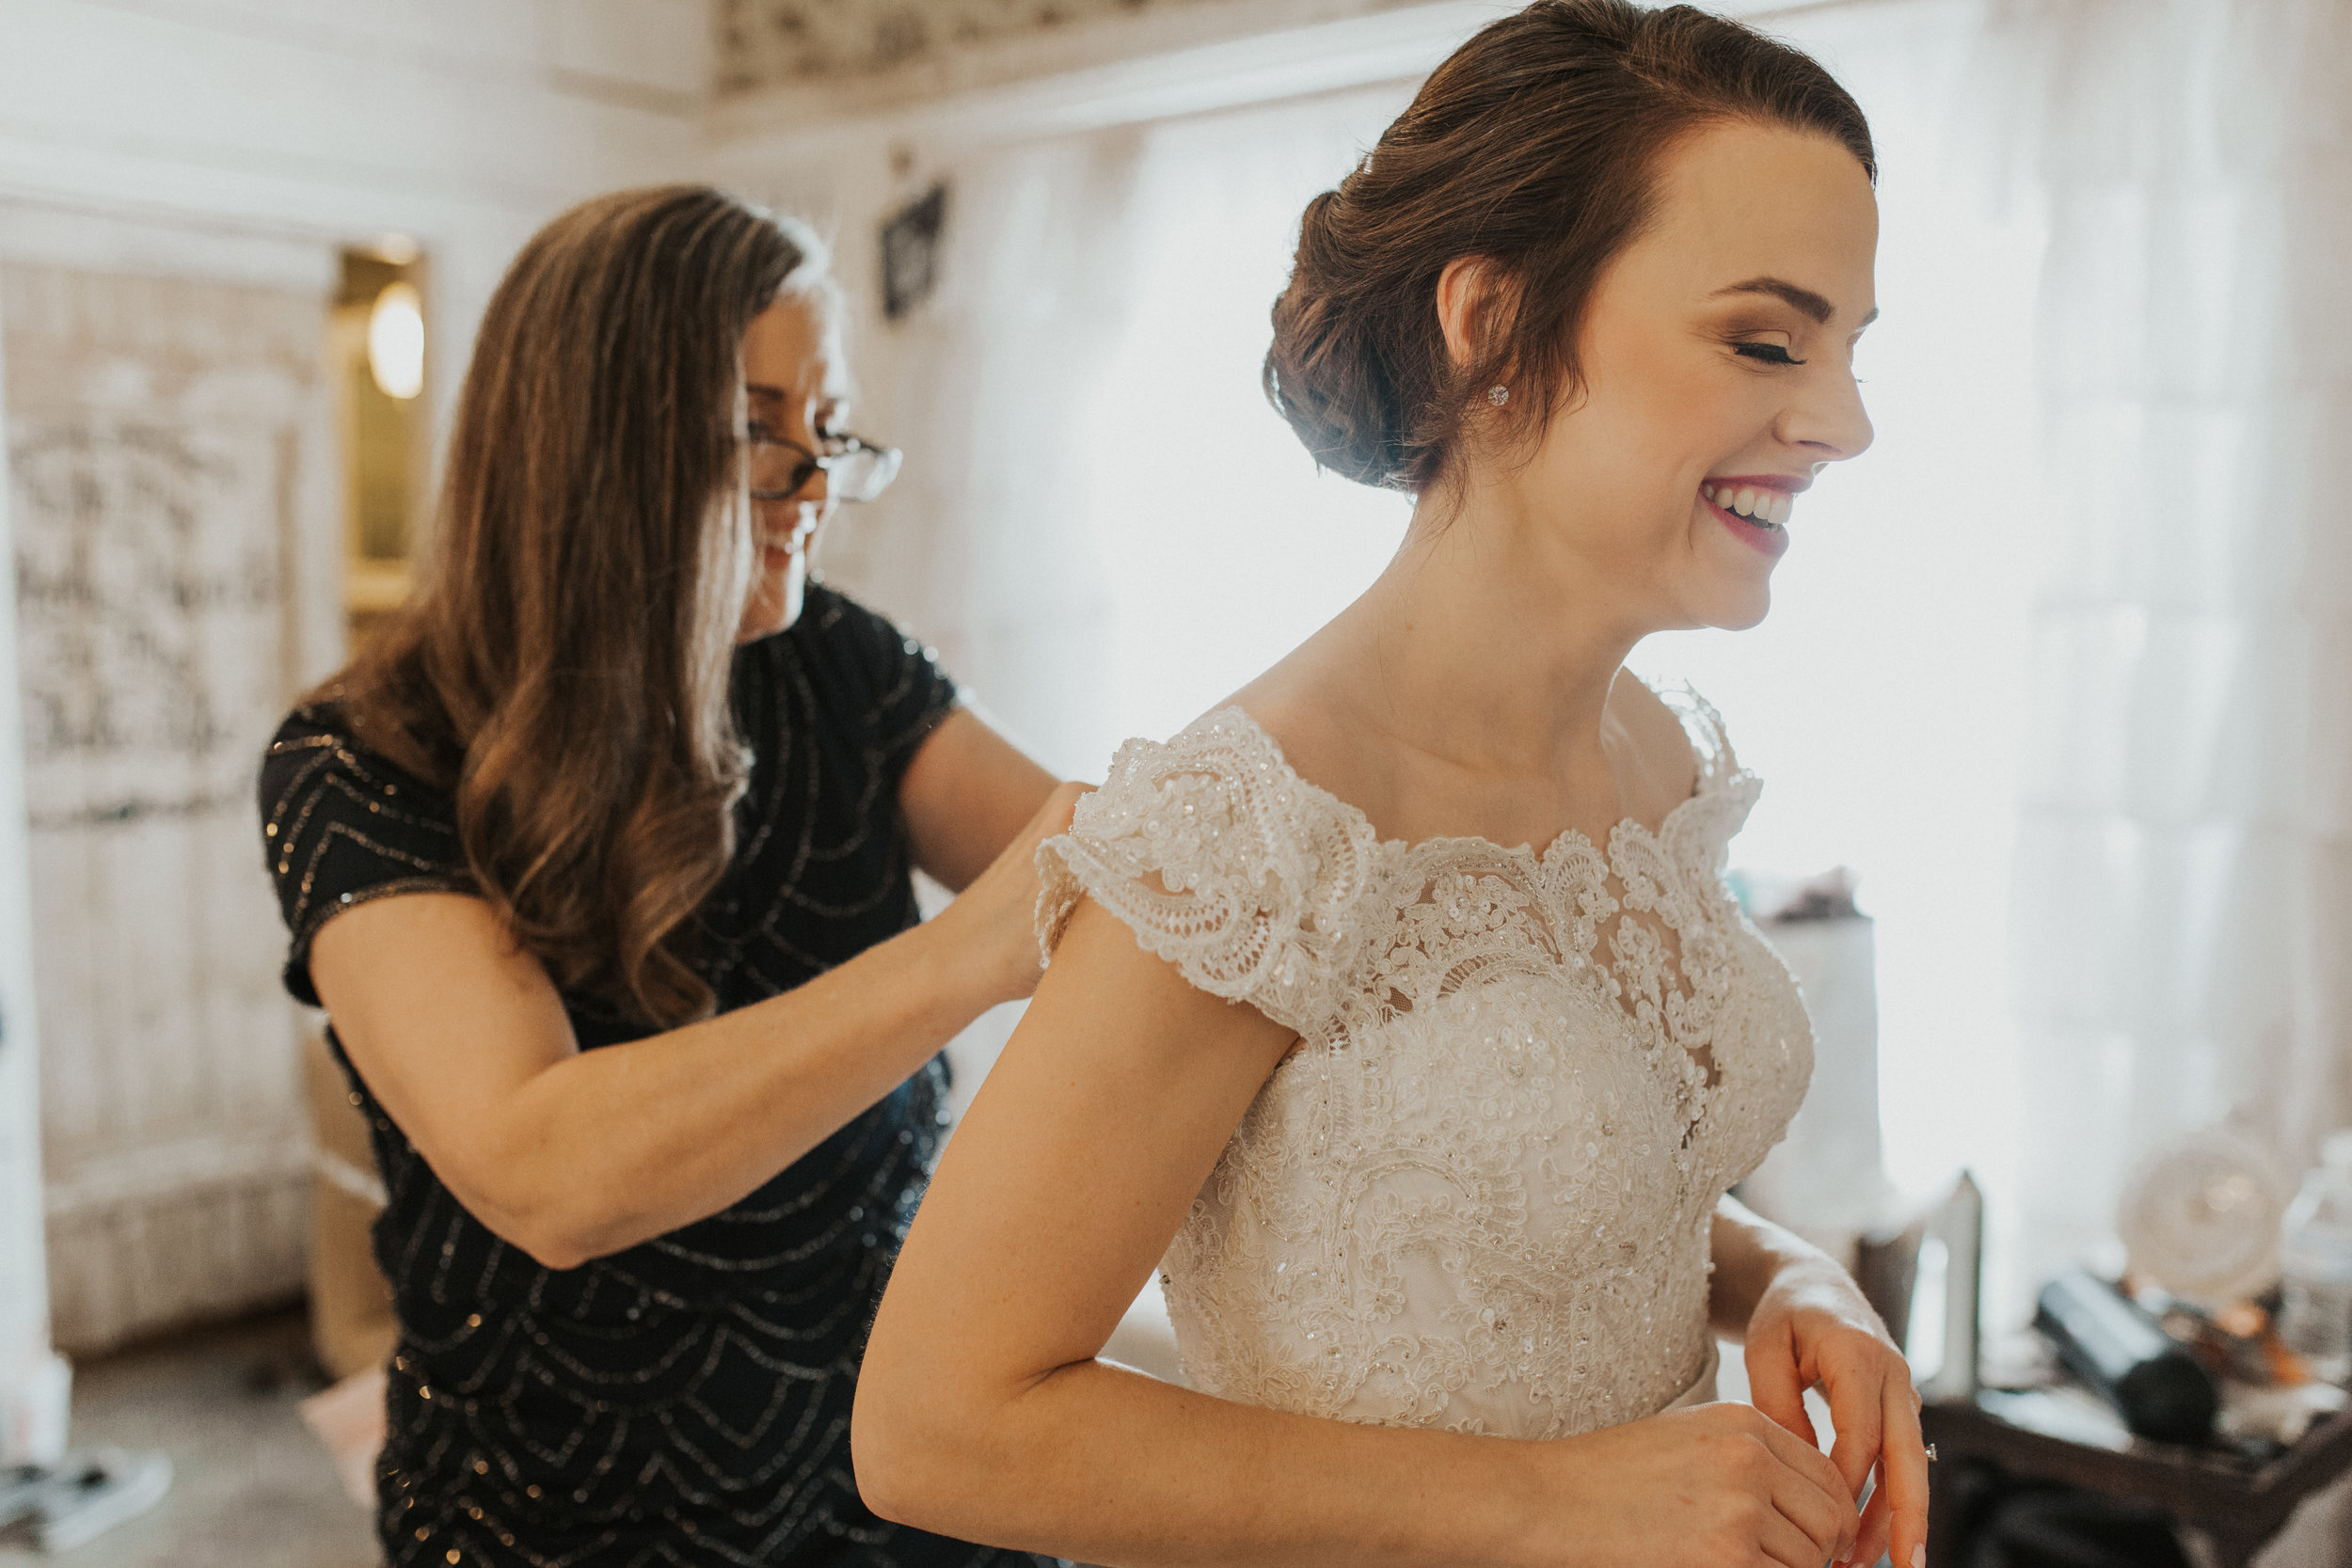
[1263,0,1874,495]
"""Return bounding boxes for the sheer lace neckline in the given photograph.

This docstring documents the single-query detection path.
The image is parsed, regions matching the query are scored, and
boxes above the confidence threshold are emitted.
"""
[1200,702,1729,870]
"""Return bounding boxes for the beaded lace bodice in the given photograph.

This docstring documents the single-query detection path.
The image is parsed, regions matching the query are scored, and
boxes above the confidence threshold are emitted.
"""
[1039,686,1813,1440]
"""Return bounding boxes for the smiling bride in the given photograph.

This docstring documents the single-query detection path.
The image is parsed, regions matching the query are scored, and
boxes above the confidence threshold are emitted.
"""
[853,5,1928,1566]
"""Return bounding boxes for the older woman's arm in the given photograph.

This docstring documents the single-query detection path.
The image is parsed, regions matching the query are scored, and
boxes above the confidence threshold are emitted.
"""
[310,756,1086,1272]
[899,706,1059,892]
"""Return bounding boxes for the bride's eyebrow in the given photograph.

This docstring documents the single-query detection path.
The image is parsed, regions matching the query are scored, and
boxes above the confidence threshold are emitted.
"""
[1708,276,1878,328]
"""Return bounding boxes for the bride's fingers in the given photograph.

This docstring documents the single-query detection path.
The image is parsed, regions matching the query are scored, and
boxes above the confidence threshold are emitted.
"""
[1761,1502,1839,1568]
[1878,1376,1933,1568]
[1748,1410,1855,1544]
[1820,1357,1887,1503]
[1743,1323,1819,1449]
[1850,1460,1892,1568]
[1769,1462,1858,1566]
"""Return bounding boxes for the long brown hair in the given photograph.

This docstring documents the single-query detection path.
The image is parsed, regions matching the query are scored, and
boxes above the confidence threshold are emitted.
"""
[331,185,825,1026]
[1265,0,1875,495]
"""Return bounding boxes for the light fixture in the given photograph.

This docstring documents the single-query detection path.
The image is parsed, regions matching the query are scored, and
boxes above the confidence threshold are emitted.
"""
[374,232,421,264]
[367,281,424,401]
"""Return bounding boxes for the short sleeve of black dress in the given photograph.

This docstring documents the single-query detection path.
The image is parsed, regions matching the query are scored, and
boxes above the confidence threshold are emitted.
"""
[256,582,1041,1568]
[258,714,471,1006]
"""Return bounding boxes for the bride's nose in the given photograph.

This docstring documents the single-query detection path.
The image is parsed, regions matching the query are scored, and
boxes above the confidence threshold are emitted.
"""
[1778,366,1873,462]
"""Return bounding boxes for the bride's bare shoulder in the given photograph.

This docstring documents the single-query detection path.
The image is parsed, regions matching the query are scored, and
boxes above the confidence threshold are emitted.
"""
[1214,663,1387,816]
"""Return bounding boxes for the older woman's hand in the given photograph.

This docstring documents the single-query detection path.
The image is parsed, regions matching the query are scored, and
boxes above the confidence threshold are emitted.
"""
[924,777,1093,1006]
[1742,1259,1929,1568]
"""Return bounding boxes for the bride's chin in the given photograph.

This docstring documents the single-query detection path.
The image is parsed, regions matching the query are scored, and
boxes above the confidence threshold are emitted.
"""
[1677,568,1772,632]
[1705,586,1772,632]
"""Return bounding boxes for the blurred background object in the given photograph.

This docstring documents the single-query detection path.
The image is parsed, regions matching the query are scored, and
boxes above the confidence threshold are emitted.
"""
[2279,1132,2352,1387]
[2117,1126,2295,1314]
[2033,1267,2218,1447]
[331,244,430,648]
[1736,866,1903,1258]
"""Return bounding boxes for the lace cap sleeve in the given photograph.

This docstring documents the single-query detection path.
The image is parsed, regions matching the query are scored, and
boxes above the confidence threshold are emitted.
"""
[1640,678,1761,865]
[1642,677,1749,790]
[1036,709,1379,1039]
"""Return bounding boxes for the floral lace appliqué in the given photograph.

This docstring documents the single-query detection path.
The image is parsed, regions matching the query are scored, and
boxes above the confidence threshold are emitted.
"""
[1036,688,1815,1440]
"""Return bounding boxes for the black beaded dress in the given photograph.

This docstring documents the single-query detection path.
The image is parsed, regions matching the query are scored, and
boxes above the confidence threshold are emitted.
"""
[259,584,1045,1568]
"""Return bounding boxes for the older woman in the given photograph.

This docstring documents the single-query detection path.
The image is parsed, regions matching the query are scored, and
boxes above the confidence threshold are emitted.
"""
[260,186,1071,1567]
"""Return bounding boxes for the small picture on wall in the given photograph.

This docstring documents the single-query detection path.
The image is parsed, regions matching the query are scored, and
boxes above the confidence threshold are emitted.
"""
[880,182,947,323]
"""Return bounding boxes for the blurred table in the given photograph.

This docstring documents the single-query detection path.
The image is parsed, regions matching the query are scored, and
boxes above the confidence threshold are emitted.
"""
[1922,1388,2352,1568]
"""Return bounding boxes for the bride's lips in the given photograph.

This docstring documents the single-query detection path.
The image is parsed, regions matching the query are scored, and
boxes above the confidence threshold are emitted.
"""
[1700,473,1807,560]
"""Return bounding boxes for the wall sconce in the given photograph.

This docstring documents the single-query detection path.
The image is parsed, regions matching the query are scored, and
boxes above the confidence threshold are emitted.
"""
[366,281,424,401]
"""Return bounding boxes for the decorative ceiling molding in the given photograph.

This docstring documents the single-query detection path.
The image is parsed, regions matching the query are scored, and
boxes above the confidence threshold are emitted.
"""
[705,0,1807,165]
[709,0,1456,127]
[709,0,1513,158]
[717,0,1395,99]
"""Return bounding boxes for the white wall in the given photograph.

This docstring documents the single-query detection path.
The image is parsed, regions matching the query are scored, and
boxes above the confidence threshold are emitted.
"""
[0,0,714,467]
[0,0,718,1357]
[0,284,71,1463]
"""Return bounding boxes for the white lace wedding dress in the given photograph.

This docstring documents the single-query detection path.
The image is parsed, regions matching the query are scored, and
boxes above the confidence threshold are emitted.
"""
[1038,685,1815,1440]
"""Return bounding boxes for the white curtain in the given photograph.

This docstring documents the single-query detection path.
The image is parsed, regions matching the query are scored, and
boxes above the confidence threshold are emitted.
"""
[1984,0,2352,1301]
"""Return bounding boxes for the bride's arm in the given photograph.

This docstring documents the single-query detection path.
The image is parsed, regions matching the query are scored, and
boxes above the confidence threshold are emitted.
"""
[852,901,1860,1568]
[1709,1196,1930,1568]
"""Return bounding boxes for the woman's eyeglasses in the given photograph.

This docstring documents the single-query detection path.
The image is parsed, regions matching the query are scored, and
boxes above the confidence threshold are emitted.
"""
[745,427,902,505]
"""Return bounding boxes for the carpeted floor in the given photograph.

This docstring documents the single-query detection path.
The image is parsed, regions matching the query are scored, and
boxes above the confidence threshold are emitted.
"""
[0,1307,373,1567]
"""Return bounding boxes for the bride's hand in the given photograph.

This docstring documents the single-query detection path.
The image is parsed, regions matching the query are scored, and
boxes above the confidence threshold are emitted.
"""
[1742,1260,1929,1568]
[1535,1401,1858,1567]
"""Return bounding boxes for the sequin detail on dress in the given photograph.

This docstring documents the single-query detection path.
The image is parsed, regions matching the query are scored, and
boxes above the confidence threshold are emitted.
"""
[1038,687,1813,1440]
[261,585,1041,1568]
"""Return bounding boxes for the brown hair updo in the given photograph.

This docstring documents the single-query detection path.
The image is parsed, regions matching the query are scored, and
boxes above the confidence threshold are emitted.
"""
[330,185,827,1027]
[1264,0,1874,494]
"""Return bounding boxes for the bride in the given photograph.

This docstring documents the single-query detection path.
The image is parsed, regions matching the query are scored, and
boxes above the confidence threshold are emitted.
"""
[855,4,1926,1565]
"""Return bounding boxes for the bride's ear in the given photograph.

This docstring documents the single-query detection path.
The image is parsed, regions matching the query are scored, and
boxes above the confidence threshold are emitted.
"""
[1434,255,1515,372]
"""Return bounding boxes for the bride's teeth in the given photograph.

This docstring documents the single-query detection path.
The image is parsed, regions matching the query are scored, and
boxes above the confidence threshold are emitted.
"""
[1704,483,1795,528]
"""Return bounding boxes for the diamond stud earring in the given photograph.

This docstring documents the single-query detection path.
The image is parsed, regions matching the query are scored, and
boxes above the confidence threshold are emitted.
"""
[1487,385,1510,407]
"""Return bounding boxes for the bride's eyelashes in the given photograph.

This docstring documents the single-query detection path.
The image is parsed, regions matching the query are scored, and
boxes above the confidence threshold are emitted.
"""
[1731,340,1806,366]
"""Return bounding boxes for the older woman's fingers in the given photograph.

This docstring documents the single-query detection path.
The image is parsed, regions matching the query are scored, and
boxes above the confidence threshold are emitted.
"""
[1743,1321,1820,1450]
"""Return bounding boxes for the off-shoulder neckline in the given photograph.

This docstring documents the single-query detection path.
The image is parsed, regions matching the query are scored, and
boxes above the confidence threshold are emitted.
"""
[1180,695,1746,869]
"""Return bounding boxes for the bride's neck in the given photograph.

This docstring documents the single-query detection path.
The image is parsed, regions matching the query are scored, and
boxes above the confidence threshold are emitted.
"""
[1338,487,1645,773]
